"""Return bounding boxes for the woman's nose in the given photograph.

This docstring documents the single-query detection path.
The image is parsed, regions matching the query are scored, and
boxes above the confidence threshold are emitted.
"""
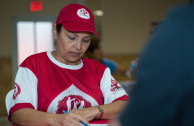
[74,40,82,51]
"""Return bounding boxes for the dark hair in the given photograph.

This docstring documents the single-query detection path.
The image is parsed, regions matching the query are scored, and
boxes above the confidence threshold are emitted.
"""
[86,36,100,53]
[56,23,63,33]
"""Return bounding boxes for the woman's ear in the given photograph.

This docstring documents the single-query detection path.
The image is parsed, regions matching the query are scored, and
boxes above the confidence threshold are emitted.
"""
[53,23,58,40]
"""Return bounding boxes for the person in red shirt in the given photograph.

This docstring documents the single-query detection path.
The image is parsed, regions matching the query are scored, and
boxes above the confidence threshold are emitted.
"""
[8,4,129,126]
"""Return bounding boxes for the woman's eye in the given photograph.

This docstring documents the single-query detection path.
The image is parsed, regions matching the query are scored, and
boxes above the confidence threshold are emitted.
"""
[83,39,90,43]
[68,36,75,40]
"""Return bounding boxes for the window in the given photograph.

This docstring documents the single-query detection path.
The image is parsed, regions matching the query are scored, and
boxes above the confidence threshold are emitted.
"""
[17,21,53,65]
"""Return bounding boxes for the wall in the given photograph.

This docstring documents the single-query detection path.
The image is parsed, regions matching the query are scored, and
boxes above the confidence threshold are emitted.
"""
[102,0,189,55]
[0,0,189,57]
[0,0,78,58]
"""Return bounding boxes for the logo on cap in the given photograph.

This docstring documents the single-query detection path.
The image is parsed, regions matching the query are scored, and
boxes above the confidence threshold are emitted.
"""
[77,8,90,19]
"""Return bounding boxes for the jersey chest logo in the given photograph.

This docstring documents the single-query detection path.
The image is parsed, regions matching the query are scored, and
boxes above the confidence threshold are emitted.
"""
[56,95,91,113]
[47,84,99,113]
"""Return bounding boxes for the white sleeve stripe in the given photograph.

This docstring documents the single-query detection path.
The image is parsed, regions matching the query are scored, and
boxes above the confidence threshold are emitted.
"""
[14,67,38,110]
[100,68,128,104]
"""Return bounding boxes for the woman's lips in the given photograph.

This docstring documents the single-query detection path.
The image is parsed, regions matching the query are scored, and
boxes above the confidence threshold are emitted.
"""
[70,52,81,57]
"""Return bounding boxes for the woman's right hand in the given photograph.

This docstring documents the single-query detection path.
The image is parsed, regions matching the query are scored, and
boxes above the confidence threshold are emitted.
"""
[52,112,89,126]
[11,108,89,126]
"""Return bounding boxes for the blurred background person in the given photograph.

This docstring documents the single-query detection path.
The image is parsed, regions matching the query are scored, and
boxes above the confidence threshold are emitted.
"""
[85,36,138,93]
[112,1,194,126]
[126,58,138,81]
[86,36,129,77]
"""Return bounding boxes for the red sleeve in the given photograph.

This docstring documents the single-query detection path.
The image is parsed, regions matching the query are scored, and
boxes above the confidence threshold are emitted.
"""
[8,103,35,121]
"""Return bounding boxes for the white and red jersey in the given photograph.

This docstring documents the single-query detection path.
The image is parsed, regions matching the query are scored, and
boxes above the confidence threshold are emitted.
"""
[8,50,129,125]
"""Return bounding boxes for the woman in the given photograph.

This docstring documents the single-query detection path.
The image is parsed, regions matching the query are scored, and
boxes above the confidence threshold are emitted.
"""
[8,4,129,126]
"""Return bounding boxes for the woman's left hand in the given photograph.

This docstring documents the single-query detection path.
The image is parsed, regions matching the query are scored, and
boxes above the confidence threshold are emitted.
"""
[70,106,100,122]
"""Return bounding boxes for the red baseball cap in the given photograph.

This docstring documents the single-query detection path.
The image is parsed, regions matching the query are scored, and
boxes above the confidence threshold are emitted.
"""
[56,4,100,37]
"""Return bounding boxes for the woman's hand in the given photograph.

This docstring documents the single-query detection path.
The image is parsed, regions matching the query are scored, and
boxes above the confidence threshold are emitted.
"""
[70,106,100,122]
[53,112,89,126]
[11,108,89,126]
[70,100,128,122]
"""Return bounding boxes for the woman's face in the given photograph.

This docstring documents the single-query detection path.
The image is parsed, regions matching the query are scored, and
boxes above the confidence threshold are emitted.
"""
[53,24,92,65]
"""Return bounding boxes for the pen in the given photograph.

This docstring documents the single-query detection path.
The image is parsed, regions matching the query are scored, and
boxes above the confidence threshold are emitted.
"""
[62,110,88,126]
